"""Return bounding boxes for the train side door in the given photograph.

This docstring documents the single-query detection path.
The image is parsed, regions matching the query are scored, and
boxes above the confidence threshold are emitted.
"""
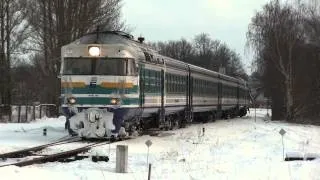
[139,64,145,108]
[236,82,240,109]
[160,69,165,123]
[187,66,193,123]
[186,68,189,122]
[218,76,222,112]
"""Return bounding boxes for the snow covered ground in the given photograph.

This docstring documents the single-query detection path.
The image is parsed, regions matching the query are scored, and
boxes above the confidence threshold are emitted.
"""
[0,109,320,180]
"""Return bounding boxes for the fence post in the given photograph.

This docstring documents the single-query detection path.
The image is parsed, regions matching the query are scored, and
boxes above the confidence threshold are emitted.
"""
[33,105,36,121]
[25,105,28,122]
[39,105,42,119]
[148,163,152,180]
[116,145,128,173]
[9,105,12,122]
[18,105,21,123]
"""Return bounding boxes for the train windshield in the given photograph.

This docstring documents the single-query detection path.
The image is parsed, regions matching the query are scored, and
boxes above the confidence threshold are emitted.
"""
[63,58,136,76]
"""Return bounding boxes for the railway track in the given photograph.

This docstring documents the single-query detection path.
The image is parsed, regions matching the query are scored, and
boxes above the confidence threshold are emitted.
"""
[0,136,82,160]
[0,141,108,167]
[0,136,124,168]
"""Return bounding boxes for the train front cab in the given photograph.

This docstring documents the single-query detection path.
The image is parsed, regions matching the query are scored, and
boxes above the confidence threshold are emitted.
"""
[60,43,141,138]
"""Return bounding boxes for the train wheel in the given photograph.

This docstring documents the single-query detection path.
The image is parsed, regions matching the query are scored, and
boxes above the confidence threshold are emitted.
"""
[167,116,173,130]
[68,128,78,136]
[165,115,180,130]
[239,108,247,117]
[222,111,228,119]
[208,113,215,122]
[180,121,187,128]
[171,118,180,130]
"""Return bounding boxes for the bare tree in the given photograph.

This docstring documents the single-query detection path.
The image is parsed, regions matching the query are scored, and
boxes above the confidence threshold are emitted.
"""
[20,0,125,114]
[150,34,247,79]
[194,33,220,57]
[0,0,5,106]
[150,38,195,63]
[0,0,30,121]
[247,0,312,121]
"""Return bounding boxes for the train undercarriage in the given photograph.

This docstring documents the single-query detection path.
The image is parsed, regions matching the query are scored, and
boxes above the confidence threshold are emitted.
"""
[65,106,248,139]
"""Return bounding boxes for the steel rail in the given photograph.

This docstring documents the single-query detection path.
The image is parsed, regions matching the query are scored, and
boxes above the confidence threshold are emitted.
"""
[0,136,81,159]
[0,141,109,167]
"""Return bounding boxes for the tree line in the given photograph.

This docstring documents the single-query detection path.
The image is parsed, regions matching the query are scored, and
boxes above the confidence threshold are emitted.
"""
[149,33,248,80]
[0,0,247,121]
[247,0,320,124]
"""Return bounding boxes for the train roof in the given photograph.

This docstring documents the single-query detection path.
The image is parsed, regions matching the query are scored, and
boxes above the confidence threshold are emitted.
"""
[72,31,154,51]
[66,31,246,85]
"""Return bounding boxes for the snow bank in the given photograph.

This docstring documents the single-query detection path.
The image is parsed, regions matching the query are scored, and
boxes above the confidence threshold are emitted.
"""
[0,109,320,180]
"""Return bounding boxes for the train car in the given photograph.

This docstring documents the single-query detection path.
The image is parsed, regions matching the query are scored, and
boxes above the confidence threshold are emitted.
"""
[59,31,249,139]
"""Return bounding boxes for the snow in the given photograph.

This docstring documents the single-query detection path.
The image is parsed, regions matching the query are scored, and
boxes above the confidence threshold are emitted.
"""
[0,109,320,180]
[0,116,67,153]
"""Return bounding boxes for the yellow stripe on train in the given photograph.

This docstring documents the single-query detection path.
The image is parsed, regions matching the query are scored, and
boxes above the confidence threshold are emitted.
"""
[101,82,134,88]
[61,82,86,88]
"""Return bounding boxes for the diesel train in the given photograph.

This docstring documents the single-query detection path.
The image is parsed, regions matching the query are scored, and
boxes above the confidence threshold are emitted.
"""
[59,31,249,139]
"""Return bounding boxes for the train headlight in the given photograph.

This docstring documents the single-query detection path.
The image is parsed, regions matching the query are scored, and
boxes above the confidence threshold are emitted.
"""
[88,46,100,56]
[110,98,120,105]
[67,97,76,104]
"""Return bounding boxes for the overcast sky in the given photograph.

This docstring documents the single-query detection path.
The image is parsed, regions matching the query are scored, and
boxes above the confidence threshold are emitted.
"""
[122,0,270,73]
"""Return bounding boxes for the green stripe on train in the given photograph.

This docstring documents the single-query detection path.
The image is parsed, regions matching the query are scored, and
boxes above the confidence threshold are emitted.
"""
[61,85,138,94]
[75,97,139,105]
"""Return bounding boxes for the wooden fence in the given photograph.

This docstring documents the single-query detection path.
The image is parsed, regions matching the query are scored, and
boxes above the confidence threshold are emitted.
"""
[0,104,57,122]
